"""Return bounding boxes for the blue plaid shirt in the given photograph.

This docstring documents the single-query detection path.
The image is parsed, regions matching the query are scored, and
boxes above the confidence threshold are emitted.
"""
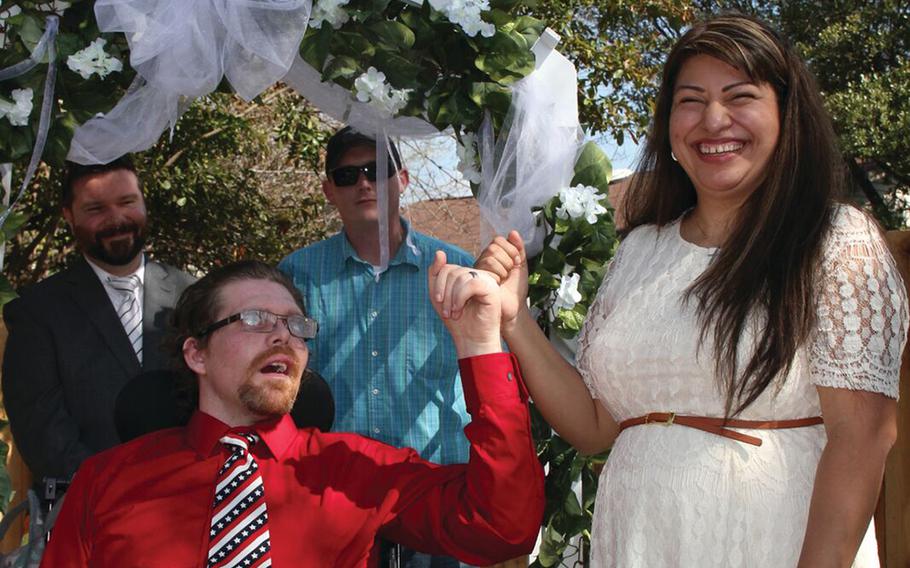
[278,223,475,464]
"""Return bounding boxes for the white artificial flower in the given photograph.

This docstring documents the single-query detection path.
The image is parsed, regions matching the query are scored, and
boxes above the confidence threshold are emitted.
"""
[378,86,411,115]
[310,0,350,29]
[556,184,607,224]
[429,0,495,38]
[66,38,123,80]
[354,67,387,102]
[0,88,33,127]
[354,67,411,117]
[456,132,482,184]
[553,272,582,311]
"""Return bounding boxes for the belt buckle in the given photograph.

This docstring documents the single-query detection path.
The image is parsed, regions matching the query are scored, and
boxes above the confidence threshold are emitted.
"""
[645,413,675,426]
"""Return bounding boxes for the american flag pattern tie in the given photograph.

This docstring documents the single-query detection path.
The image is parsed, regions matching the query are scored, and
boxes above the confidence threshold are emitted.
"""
[208,432,273,568]
[107,275,142,364]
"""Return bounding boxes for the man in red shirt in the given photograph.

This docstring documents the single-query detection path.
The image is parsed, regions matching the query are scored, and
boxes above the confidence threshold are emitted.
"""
[41,258,543,567]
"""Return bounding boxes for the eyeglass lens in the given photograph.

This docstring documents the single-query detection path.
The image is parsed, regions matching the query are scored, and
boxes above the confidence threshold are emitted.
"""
[239,310,317,339]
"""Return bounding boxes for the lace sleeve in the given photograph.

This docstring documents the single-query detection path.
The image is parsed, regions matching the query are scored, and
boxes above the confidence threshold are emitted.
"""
[577,238,628,400]
[809,207,909,398]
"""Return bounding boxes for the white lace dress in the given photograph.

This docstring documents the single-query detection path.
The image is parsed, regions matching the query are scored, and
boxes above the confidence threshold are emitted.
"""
[577,206,908,567]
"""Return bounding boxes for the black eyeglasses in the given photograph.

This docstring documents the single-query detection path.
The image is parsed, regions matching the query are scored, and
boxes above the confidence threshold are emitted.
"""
[197,309,318,340]
[329,161,398,187]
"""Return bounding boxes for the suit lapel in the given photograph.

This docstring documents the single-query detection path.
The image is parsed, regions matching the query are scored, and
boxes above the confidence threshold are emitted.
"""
[66,257,141,377]
[142,261,178,371]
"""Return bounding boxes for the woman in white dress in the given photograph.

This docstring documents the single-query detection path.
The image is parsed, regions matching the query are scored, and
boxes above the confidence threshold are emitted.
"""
[470,14,908,567]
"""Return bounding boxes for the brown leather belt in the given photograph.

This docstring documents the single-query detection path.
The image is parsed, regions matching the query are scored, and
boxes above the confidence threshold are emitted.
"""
[618,413,824,446]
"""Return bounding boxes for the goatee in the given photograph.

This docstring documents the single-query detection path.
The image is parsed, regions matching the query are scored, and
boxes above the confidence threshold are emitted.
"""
[80,222,146,266]
[238,346,302,417]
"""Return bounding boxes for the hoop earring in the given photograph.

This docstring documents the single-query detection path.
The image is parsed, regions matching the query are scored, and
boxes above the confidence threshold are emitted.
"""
[671,151,678,162]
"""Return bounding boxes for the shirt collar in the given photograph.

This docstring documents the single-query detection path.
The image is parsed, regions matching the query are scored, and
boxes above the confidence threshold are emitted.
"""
[337,219,421,274]
[86,253,146,286]
[186,411,298,460]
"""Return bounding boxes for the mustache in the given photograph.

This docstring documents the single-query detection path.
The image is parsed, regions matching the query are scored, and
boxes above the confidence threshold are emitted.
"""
[95,222,140,239]
[249,345,303,377]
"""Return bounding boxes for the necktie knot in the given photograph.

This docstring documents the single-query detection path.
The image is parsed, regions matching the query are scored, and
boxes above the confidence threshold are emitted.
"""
[219,431,260,457]
[108,274,141,294]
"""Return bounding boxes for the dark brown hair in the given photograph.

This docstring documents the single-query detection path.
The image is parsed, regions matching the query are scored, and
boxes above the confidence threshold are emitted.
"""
[61,156,140,207]
[622,14,846,416]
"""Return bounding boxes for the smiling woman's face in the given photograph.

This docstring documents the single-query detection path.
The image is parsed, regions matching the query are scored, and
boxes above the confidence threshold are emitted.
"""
[669,54,780,207]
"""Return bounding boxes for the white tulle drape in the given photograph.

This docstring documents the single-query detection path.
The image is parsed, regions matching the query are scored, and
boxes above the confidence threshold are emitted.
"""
[67,0,313,165]
[476,30,583,257]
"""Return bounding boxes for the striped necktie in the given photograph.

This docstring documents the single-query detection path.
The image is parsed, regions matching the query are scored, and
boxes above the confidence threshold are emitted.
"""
[107,275,142,364]
[208,432,273,568]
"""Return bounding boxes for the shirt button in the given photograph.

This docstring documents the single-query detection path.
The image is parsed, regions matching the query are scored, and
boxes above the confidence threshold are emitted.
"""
[373,427,381,434]
[372,388,380,395]
[371,350,379,357]
[370,310,378,318]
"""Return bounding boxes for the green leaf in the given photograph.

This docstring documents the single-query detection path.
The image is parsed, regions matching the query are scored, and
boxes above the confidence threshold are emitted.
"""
[300,26,334,72]
[441,91,481,130]
[468,81,512,116]
[0,209,28,242]
[370,21,416,49]
[564,489,583,516]
[399,8,436,47]
[537,522,567,567]
[491,13,545,49]
[474,30,536,84]
[372,50,422,88]
[0,274,18,307]
[322,55,361,84]
[557,308,585,332]
[571,141,613,193]
[56,32,85,60]
[16,15,44,53]
[331,32,376,60]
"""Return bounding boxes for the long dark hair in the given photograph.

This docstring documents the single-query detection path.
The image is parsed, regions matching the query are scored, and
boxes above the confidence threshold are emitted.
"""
[622,14,846,416]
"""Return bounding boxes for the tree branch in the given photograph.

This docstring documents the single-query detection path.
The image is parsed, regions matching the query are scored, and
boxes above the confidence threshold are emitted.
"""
[163,87,292,168]
[848,158,897,226]
[877,160,910,189]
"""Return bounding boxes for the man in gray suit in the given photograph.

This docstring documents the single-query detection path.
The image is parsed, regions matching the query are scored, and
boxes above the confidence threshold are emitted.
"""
[2,156,195,483]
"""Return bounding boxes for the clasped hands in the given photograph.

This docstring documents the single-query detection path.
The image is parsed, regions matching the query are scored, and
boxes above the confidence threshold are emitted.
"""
[430,231,528,356]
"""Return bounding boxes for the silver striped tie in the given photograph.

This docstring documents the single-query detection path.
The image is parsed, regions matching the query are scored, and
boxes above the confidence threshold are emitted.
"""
[108,275,142,364]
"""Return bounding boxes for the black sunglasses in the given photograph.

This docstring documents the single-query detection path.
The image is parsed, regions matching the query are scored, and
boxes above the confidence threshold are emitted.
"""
[197,309,318,340]
[329,161,398,187]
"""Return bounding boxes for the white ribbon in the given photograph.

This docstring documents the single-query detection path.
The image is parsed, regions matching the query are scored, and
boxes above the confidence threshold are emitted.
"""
[0,16,58,230]
[67,0,313,165]
[475,28,583,258]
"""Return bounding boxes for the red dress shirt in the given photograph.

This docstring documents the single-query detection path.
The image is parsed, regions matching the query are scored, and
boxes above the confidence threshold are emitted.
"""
[41,353,544,567]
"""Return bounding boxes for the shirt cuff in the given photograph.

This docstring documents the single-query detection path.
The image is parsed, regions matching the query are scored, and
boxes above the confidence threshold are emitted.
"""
[458,353,529,412]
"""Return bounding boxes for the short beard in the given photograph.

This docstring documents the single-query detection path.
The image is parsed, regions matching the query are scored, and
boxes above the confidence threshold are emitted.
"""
[76,222,146,266]
[238,346,302,418]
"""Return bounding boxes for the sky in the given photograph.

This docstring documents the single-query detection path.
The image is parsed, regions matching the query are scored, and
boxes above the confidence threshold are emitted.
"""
[400,131,640,205]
